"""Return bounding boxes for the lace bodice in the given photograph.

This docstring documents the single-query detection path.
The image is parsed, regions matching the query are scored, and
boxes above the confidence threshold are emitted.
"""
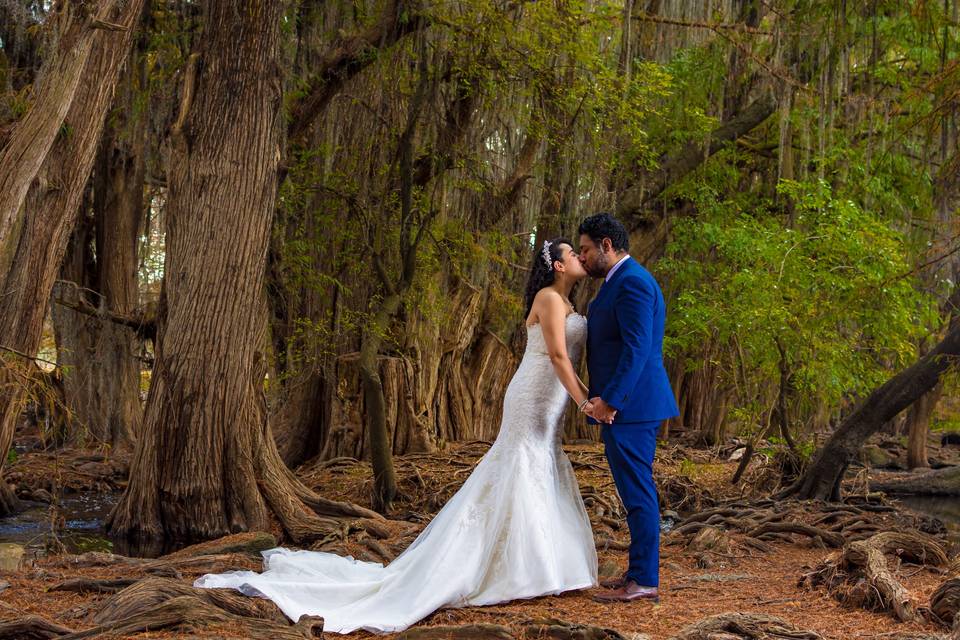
[523,313,588,358]
[495,312,588,447]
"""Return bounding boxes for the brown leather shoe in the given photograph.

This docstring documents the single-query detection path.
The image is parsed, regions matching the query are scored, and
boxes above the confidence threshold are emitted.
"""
[592,580,660,603]
[599,572,628,589]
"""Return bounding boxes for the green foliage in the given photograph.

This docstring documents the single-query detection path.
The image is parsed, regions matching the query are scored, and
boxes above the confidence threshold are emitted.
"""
[659,170,937,428]
[760,436,816,462]
[932,418,960,434]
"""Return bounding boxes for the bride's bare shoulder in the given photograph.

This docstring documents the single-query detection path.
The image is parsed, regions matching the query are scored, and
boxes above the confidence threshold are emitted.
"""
[532,288,564,305]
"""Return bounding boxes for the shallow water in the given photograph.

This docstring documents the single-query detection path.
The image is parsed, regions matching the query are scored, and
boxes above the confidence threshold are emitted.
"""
[0,491,117,555]
[895,494,960,541]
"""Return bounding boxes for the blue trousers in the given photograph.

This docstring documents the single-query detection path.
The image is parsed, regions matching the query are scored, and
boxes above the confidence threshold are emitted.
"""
[601,421,660,587]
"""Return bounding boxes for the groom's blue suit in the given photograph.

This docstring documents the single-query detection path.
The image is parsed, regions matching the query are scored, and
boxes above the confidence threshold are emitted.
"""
[587,256,679,588]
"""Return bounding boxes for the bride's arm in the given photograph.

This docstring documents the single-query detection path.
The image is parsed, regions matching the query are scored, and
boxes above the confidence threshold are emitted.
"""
[535,291,590,410]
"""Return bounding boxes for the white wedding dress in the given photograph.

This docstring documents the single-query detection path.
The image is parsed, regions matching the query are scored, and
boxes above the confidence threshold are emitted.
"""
[194,313,598,634]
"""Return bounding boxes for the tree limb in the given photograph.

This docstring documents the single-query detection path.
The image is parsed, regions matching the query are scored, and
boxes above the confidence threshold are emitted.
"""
[288,0,426,145]
[617,94,778,230]
[53,296,156,342]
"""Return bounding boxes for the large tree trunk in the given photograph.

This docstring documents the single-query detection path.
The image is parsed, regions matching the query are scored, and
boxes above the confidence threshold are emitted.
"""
[90,42,148,450]
[107,0,372,550]
[0,0,145,517]
[50,55,146,450]
[781,319,960,501]
[51,209,103,443]
[0,1,116,267]
[905,384,940,469]
[358,296,402,513]
[52,45,147,450]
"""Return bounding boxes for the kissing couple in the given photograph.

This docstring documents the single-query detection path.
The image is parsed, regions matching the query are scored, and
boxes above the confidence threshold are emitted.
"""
[196,212,680,634]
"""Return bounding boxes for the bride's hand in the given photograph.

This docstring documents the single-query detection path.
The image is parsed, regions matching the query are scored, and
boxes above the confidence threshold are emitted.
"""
[580,401,596,417]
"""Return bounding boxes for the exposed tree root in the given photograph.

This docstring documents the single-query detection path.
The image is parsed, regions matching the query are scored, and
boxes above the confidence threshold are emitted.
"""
[668,498,929,557]
[931,577,960,632]
[60,594,322,640]
[93,576,289,625]
[48,577,138,594]
[800,531,948,622]
[159,531,277,559]
[521,618,628,639]
[396,624,515,639]
[395,619,628,640]
[51,550,262,575]
[0,615,74,639]
[687,526,733,554]
[746,521,844,548]
[670,612,823,639]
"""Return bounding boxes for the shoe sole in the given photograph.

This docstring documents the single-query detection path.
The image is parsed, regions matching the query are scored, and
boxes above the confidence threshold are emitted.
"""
[591,595,660,604]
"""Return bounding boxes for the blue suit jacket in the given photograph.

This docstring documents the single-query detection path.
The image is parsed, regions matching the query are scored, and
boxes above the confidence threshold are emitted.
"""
[587,257,680,424]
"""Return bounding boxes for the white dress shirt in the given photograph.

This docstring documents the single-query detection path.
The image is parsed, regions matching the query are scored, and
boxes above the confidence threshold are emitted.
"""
[605,254,631,282]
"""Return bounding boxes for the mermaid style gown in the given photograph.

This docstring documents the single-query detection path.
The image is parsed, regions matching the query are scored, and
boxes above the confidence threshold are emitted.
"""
[194,313,598,633]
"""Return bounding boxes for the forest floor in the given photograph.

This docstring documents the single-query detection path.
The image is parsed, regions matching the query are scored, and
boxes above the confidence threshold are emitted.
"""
[1,432,958,639]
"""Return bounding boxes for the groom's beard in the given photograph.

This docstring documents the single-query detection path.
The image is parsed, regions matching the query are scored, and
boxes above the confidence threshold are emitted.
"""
[584,254,608,278]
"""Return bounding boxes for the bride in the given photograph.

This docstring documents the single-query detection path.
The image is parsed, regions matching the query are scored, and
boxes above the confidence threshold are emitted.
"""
[195,238,599,633]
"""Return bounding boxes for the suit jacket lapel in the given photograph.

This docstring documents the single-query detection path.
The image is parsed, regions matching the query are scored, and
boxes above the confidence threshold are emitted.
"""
[589,256,634,314]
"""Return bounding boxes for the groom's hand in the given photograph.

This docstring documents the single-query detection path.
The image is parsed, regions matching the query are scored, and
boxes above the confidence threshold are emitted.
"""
[589,397,617,424]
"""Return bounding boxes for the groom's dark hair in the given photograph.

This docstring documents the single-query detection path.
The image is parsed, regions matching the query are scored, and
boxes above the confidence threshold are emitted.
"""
[578,213,629,252]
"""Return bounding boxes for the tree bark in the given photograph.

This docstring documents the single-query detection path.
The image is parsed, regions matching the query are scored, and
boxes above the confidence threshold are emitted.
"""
[359,296,403,512]
[91,41,148,450]
[905,383,940,469]
[107,0,369,548]
[52,42,147,451]
[0,0,145,517]
[871,465,960,496]
[781,318,960,501]
[0,1,117,268]
[51,209,103,443]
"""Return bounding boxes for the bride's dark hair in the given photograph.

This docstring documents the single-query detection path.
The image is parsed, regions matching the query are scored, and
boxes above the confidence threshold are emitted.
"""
[524,237,577,317]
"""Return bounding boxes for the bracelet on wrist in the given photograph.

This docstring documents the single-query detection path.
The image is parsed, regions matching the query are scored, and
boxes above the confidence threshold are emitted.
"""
[577,398,589,411]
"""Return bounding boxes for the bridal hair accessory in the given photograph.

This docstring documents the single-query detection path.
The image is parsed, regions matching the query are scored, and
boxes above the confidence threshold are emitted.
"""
[541,241,553,270]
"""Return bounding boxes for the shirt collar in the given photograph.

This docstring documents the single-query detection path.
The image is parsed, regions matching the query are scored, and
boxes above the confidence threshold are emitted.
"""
[605,254,631,282]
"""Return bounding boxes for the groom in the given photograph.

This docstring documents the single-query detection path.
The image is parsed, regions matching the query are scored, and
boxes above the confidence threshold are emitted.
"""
[578,213,679,603]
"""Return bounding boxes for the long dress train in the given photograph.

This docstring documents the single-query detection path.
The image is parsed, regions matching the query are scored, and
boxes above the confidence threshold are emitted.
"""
[194,313,597,633]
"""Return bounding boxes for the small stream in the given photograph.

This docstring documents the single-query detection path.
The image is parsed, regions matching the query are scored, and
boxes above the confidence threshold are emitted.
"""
[0,492,117,557]
[895,495,960,540]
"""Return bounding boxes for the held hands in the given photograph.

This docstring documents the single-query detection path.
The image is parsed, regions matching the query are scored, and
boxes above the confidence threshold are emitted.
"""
[585,397,617,424]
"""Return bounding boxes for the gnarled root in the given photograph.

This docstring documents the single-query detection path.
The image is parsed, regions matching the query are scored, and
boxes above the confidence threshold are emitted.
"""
[522,618,628,639]
[46,576,320,639]
[61,594,322,640]
[670,612,823,639]
[93,576,287,625]
[396,624,515,639]
[801,531,947,622]
[0,616,74,639]
[930,577,960,636]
